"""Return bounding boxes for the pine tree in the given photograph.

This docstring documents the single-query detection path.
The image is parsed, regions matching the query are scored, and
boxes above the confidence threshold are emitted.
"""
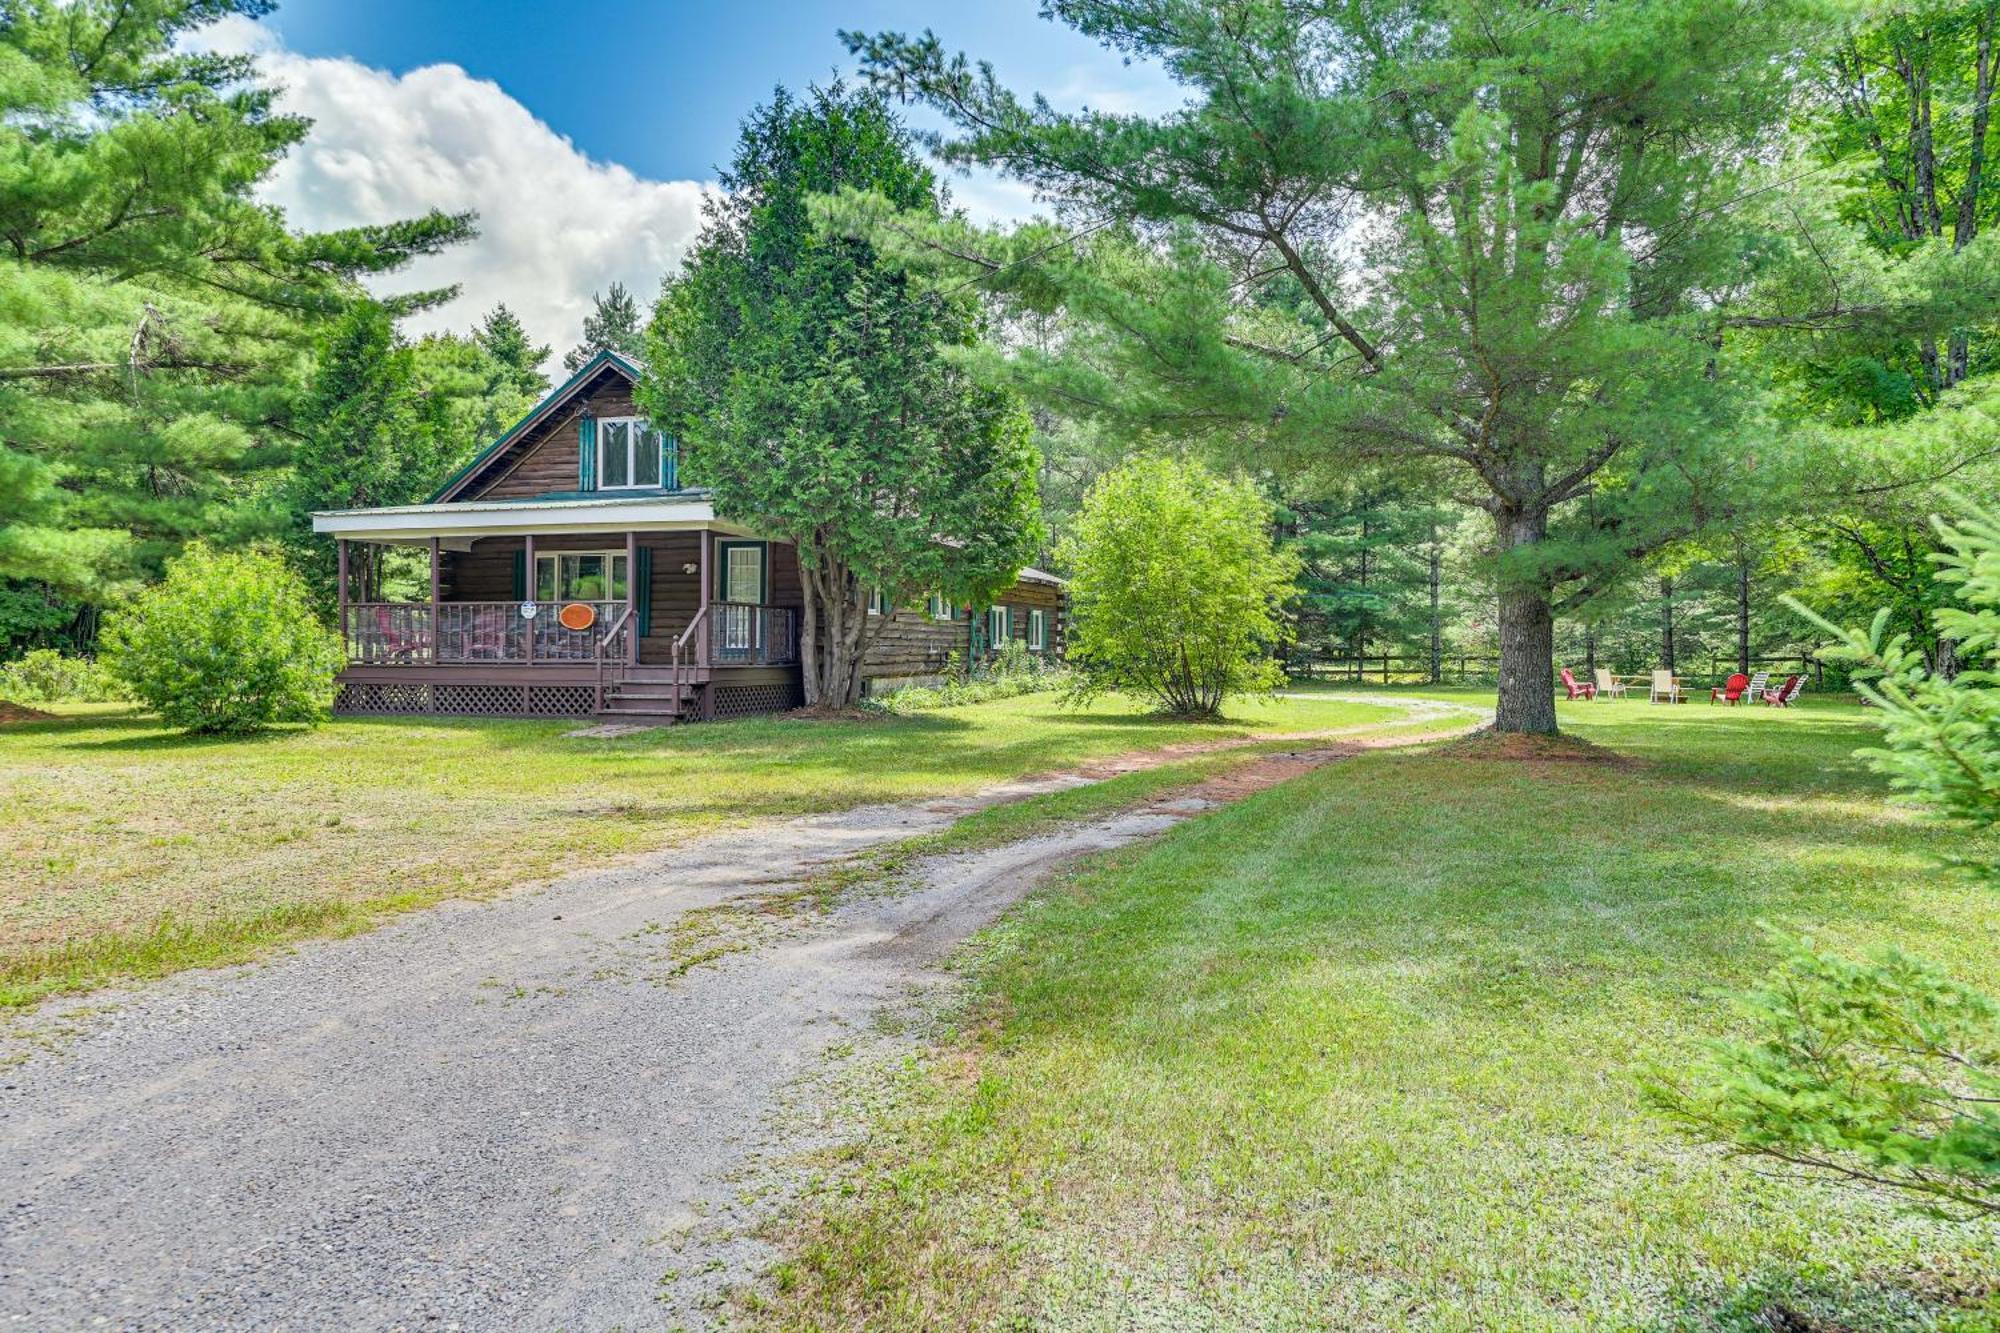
[563,283,647,373]
[475,305,551,399]
[0,0,471,597]
[843,2,1823,734]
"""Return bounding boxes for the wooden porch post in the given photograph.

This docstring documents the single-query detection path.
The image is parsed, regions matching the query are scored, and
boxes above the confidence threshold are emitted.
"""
[428,537,441,662]
[523,534,536,663]
[697,527,711,668]
[336,539,349,653]
[626,529,639,665]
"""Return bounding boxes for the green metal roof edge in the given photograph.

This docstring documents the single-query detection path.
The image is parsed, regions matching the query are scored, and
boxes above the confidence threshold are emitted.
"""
[426,348,644,503]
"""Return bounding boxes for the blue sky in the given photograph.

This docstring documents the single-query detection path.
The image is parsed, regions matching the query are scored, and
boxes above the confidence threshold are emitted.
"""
[264,1,1169,183]
[202,2,1175,358]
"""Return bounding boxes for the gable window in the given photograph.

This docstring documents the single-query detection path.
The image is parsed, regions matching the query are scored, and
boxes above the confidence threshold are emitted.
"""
[535,551,628,602]
[928,592,954,621]
[1028,608,1048,651]
[986,605,1009,646]
[596,418,671,490]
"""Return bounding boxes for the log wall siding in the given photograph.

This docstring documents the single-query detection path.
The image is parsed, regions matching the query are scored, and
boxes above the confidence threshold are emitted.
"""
[856,577,1067,682]
[462,368,638,501]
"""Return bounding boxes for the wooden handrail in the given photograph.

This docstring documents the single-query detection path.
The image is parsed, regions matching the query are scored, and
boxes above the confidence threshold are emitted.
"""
[671,604,709,702]
[592,607,635,713]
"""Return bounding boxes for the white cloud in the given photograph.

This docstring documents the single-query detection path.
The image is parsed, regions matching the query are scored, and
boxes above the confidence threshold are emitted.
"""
[190,15,715,364]
[183,17,1184,360]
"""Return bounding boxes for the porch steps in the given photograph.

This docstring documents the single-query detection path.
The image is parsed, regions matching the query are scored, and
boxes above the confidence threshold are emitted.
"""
[595,676,697,723]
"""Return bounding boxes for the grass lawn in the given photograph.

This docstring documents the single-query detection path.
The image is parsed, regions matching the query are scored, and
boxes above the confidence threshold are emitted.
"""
[0,692,1396,1005]
[753,696,2000,1331]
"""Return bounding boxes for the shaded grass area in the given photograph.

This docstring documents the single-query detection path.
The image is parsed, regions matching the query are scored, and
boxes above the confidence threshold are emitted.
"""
[0,694,1395,1005]
[750,698,2000,1331]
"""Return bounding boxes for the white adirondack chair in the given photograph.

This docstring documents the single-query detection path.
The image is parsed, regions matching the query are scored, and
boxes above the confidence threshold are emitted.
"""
[1745,670,1770,702]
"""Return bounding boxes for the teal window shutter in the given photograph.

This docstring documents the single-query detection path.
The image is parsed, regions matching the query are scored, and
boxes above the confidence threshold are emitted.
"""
[635,546,653,636]
[578,416,597,491]
[511,549,526,600]
[662,435,678,491]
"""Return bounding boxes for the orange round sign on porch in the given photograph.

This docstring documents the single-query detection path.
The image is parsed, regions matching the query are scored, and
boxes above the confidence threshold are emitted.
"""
[557,602,596,631]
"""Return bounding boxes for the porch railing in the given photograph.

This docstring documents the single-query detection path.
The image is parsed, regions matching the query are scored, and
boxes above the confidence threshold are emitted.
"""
[341,599,797,669]
[342,601,623,665]
[709,602,799,666]
[593,607,635,712]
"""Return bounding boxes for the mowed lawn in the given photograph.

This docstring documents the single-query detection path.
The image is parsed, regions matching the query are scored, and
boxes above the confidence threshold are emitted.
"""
[755,698,2000,1331]
[0,693,1396,1005]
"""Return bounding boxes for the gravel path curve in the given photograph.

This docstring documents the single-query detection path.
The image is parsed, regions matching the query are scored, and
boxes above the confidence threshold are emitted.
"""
[0,697,1483,1330]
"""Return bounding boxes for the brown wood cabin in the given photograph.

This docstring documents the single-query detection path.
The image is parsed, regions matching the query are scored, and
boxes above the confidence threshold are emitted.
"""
[312,350,1066,724]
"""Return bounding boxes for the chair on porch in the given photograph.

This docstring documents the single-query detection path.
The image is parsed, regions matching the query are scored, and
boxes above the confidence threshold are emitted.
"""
[370,605,423,661]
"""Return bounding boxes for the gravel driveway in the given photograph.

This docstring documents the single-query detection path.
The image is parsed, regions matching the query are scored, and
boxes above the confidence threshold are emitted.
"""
[0,699,1481,1330]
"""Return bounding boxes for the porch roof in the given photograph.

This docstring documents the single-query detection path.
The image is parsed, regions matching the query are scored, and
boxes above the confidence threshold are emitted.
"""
[311,492,758,546]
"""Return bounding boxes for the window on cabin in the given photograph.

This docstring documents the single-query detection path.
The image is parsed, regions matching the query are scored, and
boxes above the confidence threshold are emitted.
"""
[721,544,764,604]
[1028,608,1047,650]
[535,551,628,602]
[986,605,1009,645]
[868,588,892,616]
[928,593,954,621]
[597,418,666,490]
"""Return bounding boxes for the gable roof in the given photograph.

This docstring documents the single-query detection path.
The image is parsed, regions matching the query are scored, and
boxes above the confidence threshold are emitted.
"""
[428,348,645,503]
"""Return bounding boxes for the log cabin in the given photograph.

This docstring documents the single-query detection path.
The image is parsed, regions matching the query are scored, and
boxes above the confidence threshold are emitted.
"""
[311,350,1065,723]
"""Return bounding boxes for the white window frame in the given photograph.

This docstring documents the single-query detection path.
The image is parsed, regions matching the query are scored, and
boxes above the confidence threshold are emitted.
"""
[868,587,890,616]
[1028,607,1047,651]
[928,592,954,622]
[721,544,765,605]
[596,417,666,491]
[986,605,1009,645]
[535,549,628,603]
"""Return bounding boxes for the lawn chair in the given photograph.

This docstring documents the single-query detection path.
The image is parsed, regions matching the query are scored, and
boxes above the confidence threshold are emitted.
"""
[1744,670,1769,702]
[1649,669,1683,704]
[1560,667,1597,700]
[1709,672,1751,705]
[1762,674,1804,707]
[1593,668,1629,700]
[370,605,423,662]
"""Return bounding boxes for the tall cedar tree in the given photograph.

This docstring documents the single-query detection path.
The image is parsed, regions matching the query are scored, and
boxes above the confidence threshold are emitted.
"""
[0,0,470,594]
[562,283,647,373]
[844,1,1827,733]
[640,85,1042,709]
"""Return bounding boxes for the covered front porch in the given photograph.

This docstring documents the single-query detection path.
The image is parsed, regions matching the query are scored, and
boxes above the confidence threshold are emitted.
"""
[313,494,804,722]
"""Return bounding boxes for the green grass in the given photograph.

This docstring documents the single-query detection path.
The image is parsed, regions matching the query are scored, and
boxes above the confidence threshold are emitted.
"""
[0,692,1395,1005]
[749,697,2000,1331]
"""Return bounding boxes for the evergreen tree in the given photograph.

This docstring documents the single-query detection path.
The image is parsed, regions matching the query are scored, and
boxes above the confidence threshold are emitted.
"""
[563,283,647,373]
[843,1,1825,734]
[475,304,551,399]
[641,85,1042,708]
[284,303,457,604]
[0,0,471,597]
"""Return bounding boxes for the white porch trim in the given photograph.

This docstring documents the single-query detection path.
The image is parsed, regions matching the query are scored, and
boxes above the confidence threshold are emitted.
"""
[311,495,758,548]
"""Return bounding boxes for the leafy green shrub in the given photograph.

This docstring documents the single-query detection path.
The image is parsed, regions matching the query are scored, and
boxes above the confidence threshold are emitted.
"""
[100,545,344,734]
[1059,455,1298,719]
[1652,493,2000,1218]
[0,649,120,704]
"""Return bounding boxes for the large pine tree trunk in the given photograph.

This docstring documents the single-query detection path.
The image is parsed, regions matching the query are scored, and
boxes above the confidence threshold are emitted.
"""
[1493,508,1557,735]
[1660,576,1676,673]
[1736,559,1752,674]
[1427,537,1443,685]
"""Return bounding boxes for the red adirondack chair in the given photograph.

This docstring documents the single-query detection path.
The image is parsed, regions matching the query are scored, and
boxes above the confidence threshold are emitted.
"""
[1560,667,1596,700]
[1710,672,1751,705]
[370,605,423,661]
[1762,674,1804,707]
